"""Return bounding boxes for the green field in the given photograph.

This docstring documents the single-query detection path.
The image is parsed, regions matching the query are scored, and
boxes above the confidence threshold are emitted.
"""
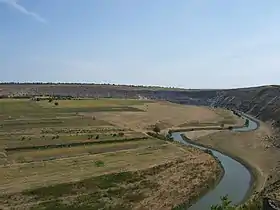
[0,98,149,121]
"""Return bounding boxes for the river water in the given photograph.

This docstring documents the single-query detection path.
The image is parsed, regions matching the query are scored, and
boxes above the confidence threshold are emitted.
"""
[172,114,258,209]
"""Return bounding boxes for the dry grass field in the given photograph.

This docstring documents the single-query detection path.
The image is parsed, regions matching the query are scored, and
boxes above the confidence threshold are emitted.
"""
[0,98,233,209]
[91,101,243,131]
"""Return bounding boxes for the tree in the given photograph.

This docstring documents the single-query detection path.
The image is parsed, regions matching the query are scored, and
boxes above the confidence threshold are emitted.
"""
[166,133,173,141]
[211,195,261,210]
[245,119,249,127]
[211,195,235,210]
[153,125,160,134]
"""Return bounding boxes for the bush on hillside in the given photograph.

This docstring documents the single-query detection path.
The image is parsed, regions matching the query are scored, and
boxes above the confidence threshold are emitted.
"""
[153,125,161,134]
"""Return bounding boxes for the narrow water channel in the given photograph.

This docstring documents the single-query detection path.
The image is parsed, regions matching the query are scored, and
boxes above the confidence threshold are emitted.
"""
[172,114,259,210]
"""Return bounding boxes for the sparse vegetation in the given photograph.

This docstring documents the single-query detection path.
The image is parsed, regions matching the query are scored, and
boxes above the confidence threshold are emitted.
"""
[94,160,105,167]
[0,98,235,210]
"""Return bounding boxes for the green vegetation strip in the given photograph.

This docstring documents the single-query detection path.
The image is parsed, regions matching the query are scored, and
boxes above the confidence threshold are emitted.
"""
[1,162,174,210]
[5,137,149,152]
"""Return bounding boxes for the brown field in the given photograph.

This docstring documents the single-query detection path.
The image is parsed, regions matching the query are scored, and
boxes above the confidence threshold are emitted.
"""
[1,144,222,210]
[91,101,242,131]
[0,98,235,209]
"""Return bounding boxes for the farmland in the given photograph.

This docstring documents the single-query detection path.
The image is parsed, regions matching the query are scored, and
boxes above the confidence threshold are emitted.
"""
[0,98,235,209]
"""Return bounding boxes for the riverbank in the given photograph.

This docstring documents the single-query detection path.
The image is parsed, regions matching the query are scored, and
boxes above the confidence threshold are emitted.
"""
[168,113,272,209]
[191,117,277,204]
[172,138,225,209]
[181,133,259,204]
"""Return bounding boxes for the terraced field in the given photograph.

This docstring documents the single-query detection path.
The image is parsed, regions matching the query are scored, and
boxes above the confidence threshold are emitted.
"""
[0,98,225,209]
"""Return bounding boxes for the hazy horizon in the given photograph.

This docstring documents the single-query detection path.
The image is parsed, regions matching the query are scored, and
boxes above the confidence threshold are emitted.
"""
[1,1,280,89]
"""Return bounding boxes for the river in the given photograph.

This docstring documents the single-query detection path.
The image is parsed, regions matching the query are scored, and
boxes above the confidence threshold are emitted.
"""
[172,113,259,209]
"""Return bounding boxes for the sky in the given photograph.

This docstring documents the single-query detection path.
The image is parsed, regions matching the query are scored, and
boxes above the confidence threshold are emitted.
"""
[1,0,280,89]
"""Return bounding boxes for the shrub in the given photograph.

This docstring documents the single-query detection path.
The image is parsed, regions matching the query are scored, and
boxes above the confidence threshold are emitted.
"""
[153,125,160,134]
[211,195,262,210]
[211,195,235,210]
[166,134,174,141]
[245,119,250,127]
[147,132,167,141]
[94,160,104,167]
[48,98,53,103]
[96,135,99,139]
[204,149,213,155]
[54,102,59,106]
[118,132,124,137]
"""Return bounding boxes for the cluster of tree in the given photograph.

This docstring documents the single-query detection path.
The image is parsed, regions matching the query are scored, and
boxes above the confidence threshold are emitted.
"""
[147,126,174,142]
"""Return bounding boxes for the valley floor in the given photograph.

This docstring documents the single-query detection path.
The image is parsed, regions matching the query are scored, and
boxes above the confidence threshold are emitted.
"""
[0,98,233,209]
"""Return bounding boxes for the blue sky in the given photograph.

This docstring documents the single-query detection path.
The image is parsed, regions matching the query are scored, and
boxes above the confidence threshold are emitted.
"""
[1,0,280,88]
